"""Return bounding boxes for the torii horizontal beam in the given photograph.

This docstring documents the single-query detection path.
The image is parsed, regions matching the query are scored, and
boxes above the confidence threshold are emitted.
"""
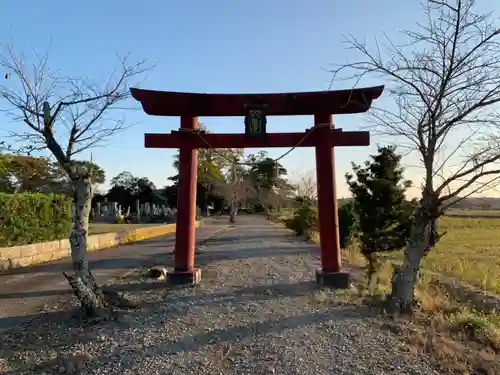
[130,86,384,117]
[144,129,370,149]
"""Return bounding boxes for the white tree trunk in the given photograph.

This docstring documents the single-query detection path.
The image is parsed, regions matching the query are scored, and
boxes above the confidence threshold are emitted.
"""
[229,197,237,223]
[70,178,93,278]
[64,176,137,318]
[388,220,430,313]
[64,176,107,317]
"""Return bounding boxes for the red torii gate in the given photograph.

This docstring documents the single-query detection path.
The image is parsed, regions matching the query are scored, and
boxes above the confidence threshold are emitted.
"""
[131,85,384,288]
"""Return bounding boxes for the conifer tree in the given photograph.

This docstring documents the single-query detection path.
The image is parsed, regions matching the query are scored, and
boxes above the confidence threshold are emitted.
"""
[346,145,416,288]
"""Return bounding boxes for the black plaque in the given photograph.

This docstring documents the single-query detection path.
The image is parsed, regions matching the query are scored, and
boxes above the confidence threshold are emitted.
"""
[244,103,267,138]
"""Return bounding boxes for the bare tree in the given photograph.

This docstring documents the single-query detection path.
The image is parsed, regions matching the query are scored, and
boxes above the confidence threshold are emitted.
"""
[0,44,150,318]
[330,0,500,312]
[291,167,317,202]
[214,168,275,219]
[214,168,252,221]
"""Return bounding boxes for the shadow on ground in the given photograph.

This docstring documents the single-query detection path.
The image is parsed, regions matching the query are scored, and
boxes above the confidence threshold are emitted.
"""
[0,236,176,277]
[0,241,316,301]
[0,279,373,374]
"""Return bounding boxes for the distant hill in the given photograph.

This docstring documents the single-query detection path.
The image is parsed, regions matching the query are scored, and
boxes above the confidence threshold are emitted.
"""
[444,197,500,211]
[338,196,500,211]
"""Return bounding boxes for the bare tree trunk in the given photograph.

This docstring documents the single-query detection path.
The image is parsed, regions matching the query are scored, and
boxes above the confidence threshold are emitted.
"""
[229,196,237,223]
[70,178,93,277]
[63,177,136,319]
[388,219,430,313]
[204,190,209,217]
[65,178,105,317]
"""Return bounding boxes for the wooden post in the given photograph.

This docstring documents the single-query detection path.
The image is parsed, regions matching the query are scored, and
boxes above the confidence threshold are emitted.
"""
[169,115,201,284]
[314,114,349,288]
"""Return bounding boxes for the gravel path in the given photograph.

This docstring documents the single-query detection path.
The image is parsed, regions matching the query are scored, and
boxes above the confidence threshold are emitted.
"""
[0,216,440,375]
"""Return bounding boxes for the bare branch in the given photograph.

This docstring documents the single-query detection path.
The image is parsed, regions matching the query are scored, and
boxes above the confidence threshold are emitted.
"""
[330,0,500,210]
[0,44,152,178]
[291,167,317,200]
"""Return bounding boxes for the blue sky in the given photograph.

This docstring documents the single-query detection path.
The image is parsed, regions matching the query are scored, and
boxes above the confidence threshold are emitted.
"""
[1,0,498,197]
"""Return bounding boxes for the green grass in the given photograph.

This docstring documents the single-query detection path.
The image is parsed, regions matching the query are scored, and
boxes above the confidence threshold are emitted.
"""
[88,223,162,235]
[273,209,500,295]
[424,216,500,294]
[445,209,500,218]
[374,216,500,294]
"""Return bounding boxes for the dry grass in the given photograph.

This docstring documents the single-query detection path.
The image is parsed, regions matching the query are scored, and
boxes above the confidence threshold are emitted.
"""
[268,211,500,374]
[270,212,500,293]
[425,216,500,294]
[376,216,500,294]
[340,245,500,374]
[445,208,500,218]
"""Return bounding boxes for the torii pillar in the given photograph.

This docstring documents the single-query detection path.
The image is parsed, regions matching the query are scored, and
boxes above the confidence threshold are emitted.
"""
[131,86,384,287]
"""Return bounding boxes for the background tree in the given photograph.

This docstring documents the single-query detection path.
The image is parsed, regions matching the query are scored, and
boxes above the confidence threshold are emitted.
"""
[0,44,149,317]
[346,145,416,289]
[0,154,105,193]
[0,155,57,193]
[107,171,156,212]
[169,126,243,215]
[245,151,287,212]
[332,0,500,312]
[52,160,105,194]
[159,184,179,209]
[291,167,317,204]
[247,151,287,190]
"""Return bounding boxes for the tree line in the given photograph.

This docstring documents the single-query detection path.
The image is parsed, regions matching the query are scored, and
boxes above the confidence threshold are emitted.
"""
[0,147,304,217]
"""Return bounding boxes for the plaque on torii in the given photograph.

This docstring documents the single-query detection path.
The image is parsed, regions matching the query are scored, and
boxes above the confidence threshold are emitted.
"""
[131,85,384,287]
[244,103,268,138]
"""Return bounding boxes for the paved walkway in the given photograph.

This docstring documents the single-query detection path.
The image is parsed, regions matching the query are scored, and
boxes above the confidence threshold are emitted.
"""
[0,218,229,330]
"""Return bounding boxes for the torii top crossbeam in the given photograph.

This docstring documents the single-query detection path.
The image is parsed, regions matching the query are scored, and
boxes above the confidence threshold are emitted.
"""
[130,86,384,117]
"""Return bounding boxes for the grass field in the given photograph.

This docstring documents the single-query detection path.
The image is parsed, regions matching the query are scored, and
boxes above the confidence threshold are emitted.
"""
[372,216,500,294]
[357,216,500,373]
[422,216,500,294]
[272,210,500,294]
[445,208,500,218]
[88,223,162,235]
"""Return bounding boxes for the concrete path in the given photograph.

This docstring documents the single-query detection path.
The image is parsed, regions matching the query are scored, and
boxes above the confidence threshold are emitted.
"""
[0,218,229,330]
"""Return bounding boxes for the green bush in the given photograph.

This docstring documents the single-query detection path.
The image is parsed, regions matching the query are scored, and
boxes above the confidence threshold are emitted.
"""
[291,204,318,238]
[338,202,358,248]
[288,202,357,246]
[0,193,72,247]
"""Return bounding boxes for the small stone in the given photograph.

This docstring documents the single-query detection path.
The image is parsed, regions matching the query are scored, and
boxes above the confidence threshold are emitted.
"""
[148,265,167,280]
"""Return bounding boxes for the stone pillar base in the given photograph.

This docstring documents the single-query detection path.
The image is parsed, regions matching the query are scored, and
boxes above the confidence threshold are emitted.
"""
[315,269,350,289]
[167,268,201,285]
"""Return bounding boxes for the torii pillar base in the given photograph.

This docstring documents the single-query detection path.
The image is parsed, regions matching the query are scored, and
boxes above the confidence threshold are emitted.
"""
[167,268,202,286]
[315,269,350,289]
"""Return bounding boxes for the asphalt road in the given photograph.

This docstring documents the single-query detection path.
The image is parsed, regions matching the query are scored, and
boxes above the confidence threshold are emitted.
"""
[0,219,229,330]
